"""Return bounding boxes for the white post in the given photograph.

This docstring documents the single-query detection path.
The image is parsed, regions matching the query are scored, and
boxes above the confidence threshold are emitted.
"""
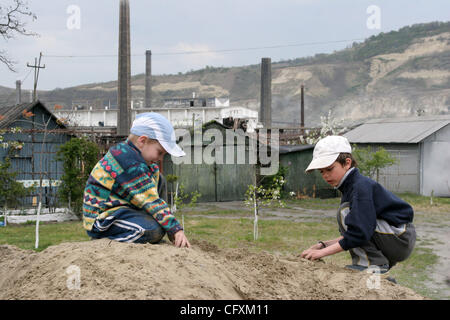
[253,189,258,241]
[2,205,6,227]
[35,201,41,249]
[173,182,179,213]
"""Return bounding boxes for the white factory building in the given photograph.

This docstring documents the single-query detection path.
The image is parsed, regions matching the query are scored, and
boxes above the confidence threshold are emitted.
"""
[55,97,259,132]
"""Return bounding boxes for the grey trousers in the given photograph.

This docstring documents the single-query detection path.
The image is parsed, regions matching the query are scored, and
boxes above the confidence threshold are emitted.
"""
[337,202,416,268]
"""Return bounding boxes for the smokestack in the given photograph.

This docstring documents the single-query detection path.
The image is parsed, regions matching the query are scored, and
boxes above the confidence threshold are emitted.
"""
[145,50,152,108]
[117,0,131,136]
[16,80,22,105]
[260,57,272,128]
[300,84,305,134]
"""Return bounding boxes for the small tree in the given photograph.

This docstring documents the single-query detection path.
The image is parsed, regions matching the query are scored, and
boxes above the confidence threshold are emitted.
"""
[244,166,288,240]
[352,145,397,182]
[164,174,201,231]
[0,127,30,225]
[300,110,347,145]
[56,137,99,218]
[0,157,29,208]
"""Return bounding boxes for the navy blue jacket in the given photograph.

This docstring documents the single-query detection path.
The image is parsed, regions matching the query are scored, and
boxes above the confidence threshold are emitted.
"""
[337,168,414,251]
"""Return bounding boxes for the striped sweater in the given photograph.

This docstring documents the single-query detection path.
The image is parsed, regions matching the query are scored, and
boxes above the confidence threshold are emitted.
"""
[82,140,182,237]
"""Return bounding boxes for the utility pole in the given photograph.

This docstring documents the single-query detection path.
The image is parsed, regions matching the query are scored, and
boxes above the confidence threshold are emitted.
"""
[27,52,45,102]
[300,84,305,135]
[260,57,272,129]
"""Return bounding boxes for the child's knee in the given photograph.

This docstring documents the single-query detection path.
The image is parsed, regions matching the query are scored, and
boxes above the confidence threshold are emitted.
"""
[142,226,165,244]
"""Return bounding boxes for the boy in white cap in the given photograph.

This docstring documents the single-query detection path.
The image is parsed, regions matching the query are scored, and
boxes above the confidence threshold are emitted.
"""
[82,112,190,248]
[300,136,416,274]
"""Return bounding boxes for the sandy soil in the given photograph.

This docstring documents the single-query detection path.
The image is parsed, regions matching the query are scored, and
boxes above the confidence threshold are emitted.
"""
[0,238,422,300]
[188,201,450,299]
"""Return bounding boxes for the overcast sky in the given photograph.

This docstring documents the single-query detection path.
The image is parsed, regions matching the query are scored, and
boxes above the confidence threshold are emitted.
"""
[1,0,449,91]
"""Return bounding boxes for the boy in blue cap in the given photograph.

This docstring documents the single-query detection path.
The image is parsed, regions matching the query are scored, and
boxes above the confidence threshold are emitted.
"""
[301,136,416,274]
[82,112,190,248]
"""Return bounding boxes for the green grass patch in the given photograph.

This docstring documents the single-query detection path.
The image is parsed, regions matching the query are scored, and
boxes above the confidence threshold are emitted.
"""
[184,216,348,262]
[389,247,439,299]
[396,192,450,214]
[182,209,251,217]
[0,221,89,252]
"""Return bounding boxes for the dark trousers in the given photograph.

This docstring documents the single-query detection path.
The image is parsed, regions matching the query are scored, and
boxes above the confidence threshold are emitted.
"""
[87,208,166,243]
[337,202,416,268]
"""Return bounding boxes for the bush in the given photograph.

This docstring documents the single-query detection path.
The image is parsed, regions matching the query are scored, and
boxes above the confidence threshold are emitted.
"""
[0,157,30,209]
[56,137,100,218]
[352,145,397,182]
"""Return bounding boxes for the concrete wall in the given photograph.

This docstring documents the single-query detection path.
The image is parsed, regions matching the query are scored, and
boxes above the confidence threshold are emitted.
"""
[421,124,450,197]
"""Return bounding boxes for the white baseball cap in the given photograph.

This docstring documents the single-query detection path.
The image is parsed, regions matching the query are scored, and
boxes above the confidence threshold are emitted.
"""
[305,135,351,172]
[130,112,186,157]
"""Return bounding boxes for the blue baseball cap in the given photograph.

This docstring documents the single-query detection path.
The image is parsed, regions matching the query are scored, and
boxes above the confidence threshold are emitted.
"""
[130,112,185,157]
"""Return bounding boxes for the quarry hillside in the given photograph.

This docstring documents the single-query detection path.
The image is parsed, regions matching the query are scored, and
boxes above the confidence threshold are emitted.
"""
[1,21,449,127]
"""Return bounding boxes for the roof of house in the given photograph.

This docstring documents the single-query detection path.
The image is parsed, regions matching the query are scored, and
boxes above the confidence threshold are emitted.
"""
[343,115,450,143]
[0,100,66,129]
[279,144,314,154]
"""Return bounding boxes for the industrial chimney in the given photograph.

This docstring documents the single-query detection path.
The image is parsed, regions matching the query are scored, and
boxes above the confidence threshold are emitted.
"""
[16,80,22,105]
[259,57,272,128]
[300,84,305,134]
[145,50,152,108]
[117,0,131,136]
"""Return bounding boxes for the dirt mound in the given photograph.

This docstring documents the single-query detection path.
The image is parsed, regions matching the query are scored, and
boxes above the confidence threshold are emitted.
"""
[0,239,423,300]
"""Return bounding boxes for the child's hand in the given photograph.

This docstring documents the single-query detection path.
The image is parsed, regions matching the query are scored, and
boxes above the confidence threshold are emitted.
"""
[301,249,324,261]
[173,230,191,248]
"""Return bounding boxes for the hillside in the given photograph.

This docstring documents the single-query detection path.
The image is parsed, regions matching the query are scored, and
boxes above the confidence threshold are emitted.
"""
[1,21,449,127]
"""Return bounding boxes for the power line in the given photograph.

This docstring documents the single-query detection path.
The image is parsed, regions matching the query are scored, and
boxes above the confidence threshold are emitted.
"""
[43,38,364,59]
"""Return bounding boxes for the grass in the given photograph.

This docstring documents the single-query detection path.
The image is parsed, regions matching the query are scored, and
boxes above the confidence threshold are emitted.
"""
[0,221,89,252]
[389,246,440,299]
[1,192,448,299]
[398,192,450,214]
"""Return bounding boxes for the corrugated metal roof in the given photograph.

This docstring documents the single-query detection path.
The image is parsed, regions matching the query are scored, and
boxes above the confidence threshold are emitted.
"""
[279,145,314,154]
[344,115,450,143]
[0,100,66,129]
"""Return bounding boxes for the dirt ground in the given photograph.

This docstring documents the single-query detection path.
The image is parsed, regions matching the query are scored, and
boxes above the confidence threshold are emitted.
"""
[414,218,450,299]
[0,238,423,300]
[188,201,450,299]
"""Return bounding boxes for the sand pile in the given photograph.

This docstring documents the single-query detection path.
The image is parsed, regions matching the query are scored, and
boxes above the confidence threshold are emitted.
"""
[0,239,423,300]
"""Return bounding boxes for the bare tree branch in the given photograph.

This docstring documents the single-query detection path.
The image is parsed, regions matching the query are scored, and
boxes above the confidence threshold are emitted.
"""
[0,49,17,71]
[0,0,37,72]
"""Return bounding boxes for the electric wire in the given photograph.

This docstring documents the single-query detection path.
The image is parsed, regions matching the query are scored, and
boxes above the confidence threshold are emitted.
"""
[43,38,364,59]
